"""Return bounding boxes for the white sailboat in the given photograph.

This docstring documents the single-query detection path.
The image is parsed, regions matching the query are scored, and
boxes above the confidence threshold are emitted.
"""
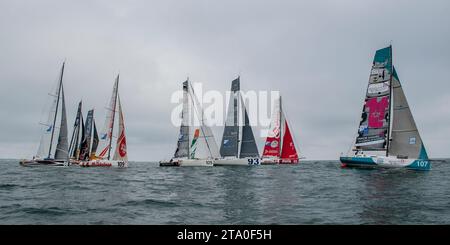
[20,62,70,167]
[78,75,128,168]
[214,77,261,166]
[160,80,220,167]
[261,95,300,165]
[340,46,430,170]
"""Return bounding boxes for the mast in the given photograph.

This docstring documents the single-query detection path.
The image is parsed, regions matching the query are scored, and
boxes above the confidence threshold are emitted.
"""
[279,95,283,158]
[236,77,240,158]
[386,45,393,157]
[107,74,119,160]
[48,62,65,159]
[187,79,190,159]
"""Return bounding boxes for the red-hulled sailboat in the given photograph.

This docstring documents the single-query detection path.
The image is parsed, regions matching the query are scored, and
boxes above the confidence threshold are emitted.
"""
[261,95,300,164]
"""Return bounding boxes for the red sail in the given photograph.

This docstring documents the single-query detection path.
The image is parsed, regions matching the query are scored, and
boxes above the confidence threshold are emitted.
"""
[262,129,281,158]
[280,120,298,162]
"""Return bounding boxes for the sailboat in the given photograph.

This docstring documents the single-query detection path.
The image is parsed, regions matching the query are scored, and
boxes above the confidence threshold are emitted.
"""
[20,62,69,167]
[159,79,220,167]
[340,46,430,170]
[261,95,300,164]
[79,75,128,168]
[214,77,261,166]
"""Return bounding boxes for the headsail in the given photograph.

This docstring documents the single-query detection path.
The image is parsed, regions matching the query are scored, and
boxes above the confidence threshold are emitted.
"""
[54,84,69,161]
[113,96,128,162]
[188,82,220,159]
[69,101,83,159]
[239,95,259,158]
[97,75,119,160]
[280,119,298,160]
[220,78,240,158]
[354,46,392,153]
[388,67,427,159]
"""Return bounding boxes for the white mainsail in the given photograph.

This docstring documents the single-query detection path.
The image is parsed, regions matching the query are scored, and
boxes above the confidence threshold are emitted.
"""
[97,75,119,160]
[36,62,65,160]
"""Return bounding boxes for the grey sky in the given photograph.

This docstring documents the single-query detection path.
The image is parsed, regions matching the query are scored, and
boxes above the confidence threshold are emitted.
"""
[1,0,449,161]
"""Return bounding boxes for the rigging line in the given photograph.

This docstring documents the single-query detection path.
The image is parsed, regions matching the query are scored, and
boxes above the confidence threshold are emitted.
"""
[386,45,393,157]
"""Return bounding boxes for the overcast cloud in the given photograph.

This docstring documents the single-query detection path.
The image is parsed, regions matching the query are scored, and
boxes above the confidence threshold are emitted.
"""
[1,0,449,161]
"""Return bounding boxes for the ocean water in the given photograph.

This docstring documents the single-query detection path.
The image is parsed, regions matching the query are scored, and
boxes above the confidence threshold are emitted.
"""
[0,159,449,224]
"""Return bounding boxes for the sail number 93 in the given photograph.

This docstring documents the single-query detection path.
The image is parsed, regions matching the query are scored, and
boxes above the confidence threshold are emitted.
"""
[247,158,261,165]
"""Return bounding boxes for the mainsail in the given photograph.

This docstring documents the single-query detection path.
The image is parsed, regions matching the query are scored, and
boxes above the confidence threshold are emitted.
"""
[388,67,427,159]
[262,97,281,158]
[220,78,240,158]
[79,109,94,161]
[69,101,83,159]
[54,84,69,161]
[354,46,392,153]
[36,62,65,159]
[90,120,99,159]
[174,81,190,158]
[97,75,119,160]
[113,96,128,162]
[189,128,200,159]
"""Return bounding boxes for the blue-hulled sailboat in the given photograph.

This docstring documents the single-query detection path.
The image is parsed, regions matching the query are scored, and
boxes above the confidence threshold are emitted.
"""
[340,46,430,171]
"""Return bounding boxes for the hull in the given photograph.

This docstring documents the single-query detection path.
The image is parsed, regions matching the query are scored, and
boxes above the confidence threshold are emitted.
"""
[214,157,262,166]
[78,159,128,168]
[19,159,65,167]
[340,156,431,171]
[261,158,299,165]
[159,159,214,167]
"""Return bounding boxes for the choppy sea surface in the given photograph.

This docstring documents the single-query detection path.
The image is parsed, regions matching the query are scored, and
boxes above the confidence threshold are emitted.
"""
[0,159,449,224]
